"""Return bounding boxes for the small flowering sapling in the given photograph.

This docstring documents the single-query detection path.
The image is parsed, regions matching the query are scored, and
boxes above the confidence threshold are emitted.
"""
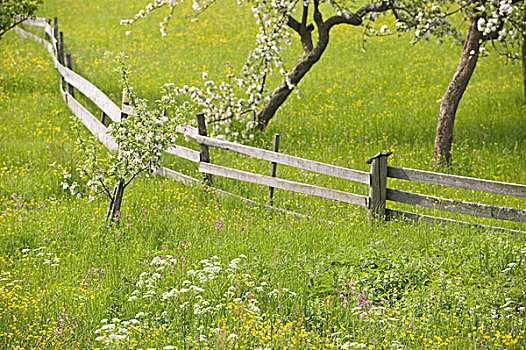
[68,55,189,222]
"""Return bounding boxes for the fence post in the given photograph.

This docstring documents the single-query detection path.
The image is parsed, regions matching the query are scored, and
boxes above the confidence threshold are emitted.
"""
[52,18,61,84]
[44,19,51,42]
[65,53,75,97]
[366,152,392,221]
[53,17,58,46]
[196,113,212,186]
[101,112,108,126]
[268,133,280,205]
[58,31,65,65]
[121,89,130,120]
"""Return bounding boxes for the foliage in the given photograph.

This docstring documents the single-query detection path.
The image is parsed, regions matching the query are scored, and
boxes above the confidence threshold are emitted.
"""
[0,0,42,38]
[409,0,526,65]
[473,0,524,59]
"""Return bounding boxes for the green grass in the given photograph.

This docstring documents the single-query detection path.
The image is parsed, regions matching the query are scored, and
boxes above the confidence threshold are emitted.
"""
[1,1,525,349]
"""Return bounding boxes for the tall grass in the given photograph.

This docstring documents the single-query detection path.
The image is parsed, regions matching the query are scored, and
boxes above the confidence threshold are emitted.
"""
[0,1,525,349]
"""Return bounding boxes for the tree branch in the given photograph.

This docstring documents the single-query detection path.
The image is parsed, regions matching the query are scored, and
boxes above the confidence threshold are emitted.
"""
[325,12,362,30]
[0,16,30,39]
[259,71,267,96]
[286,15,302,34]
[389,2,415,24]
[92,188,109,198]
[313,0,323,29]
[491,40,517,61]
[98,178,113,199]
[124,166,149,189]
[324,2,390,33]
[355,2,391,18]
[287,8,314,52]
[392,7,416,21]
[441,0,476,18]
[301,4,309,27]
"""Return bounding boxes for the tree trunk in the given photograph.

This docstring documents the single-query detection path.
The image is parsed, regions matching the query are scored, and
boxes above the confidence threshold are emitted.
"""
[106,180,125,222]
[256,35,330,128]
[434,17,483,167]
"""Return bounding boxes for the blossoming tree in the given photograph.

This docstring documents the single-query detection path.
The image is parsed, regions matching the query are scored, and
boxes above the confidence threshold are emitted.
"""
[125,0,524,165]
[432,0,525,165]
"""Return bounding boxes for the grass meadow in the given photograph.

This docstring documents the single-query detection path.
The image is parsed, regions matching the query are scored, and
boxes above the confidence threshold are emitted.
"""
[1,0,525,349]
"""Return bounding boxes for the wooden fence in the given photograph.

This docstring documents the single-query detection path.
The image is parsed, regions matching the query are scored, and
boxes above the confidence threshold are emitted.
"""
[14,17,526,233]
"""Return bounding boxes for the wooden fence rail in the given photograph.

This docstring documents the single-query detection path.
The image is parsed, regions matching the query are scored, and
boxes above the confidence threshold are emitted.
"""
[194,134,370,184]
[386,188,525,223]
[14,17,526,234]
[387,166,526,198]
[199,162,369,207]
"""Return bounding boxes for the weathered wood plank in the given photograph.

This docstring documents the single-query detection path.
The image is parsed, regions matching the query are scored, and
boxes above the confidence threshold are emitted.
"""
[44,22,54,38]
[65,54,75,97]
[53,17,59,51]
[367,152,392,219]
[56,63,122,123]
[121,103,134,116]
[386,188,526,223]
[58,31,65,65]
[165,145,200,163]
[15,25,56,61]
[100,111,108,126]
[268,133,280,204]
[208,184,328,222]
[196,135,370,184]
[20,17,48,27]
[156,167,328,222]
[199,163,369,207]
[387,166,526,198]
[386,209,524,235]
[43,23,59,57]
[176,124,198,138]
[13,26,46,45]
[38,22,57,57]
[64,91,118,151]
[156,167,200,185]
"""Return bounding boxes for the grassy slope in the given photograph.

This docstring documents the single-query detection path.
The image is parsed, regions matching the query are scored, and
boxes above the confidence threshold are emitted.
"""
[35,0,526,227]
[0,1,525,349]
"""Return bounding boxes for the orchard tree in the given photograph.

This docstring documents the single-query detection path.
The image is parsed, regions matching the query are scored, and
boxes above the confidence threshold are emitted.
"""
[0,0,42,39]
[431,0,525,166]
